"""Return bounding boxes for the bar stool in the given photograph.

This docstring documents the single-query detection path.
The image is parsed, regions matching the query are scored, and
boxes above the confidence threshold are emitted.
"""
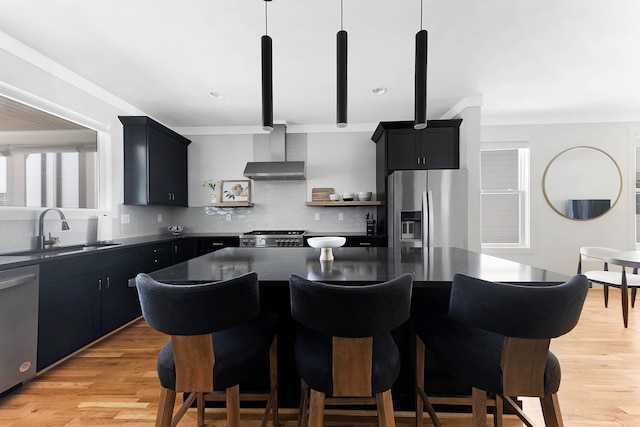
[289,273,413,427]
[136,272,278,427]
[414,273,588,427]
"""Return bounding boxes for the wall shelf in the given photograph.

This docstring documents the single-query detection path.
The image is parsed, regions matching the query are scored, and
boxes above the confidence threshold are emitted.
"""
[206,202,254,207]
[305,201,382,207]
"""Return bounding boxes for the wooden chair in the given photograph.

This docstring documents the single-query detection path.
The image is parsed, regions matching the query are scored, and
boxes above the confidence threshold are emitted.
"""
[289,273,414,427]
[578,246,640,327]
[414,273,588,427]
[136,272,278,427]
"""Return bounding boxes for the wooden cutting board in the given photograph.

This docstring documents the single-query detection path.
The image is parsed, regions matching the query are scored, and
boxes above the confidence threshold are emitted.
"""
[312,187,334,201]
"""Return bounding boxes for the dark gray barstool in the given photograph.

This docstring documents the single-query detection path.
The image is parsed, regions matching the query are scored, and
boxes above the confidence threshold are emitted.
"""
[289,273,413,427]
[136,272,279,427]
[414,273,589,427]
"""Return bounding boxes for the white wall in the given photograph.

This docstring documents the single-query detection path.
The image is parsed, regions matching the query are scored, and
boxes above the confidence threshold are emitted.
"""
[176,130,379,234]
[482,122,639,276]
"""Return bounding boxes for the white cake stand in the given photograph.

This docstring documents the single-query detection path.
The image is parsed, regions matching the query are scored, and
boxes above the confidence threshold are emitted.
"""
[307,236,346,261]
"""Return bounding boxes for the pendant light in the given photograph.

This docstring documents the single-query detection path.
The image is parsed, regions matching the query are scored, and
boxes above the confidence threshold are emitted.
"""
[262,0,273,132]
[336,0,347,128]
[414,0,428,130]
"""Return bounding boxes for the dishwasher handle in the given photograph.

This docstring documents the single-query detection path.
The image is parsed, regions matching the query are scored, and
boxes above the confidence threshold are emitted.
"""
[0,273,37,291]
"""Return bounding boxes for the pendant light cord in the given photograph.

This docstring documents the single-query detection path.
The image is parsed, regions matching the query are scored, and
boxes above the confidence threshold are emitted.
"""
[265,1,269,36]
[420,0,423,30]
[340,0,344,31]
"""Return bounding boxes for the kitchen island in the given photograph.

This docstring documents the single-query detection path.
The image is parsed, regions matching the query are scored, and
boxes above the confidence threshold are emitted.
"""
[149,246,570,411]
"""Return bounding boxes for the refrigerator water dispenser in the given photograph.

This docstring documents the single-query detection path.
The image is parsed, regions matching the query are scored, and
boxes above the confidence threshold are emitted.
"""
[400,210,422,240]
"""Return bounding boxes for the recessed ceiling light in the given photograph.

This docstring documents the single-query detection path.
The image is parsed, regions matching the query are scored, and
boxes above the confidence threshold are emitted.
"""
[209,91,225,99]
[371,87,387,96]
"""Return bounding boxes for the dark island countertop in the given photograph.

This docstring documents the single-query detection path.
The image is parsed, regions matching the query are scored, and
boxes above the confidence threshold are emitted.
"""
[149,246,569,286]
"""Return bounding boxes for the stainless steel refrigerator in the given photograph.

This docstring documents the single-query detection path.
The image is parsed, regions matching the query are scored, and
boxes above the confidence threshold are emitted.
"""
[387,169,468,248]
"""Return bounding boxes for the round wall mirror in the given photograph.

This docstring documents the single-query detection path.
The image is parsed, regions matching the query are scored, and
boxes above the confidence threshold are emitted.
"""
[542,146,622,220]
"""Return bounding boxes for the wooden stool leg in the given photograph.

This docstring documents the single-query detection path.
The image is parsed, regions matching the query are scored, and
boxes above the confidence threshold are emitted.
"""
[415,337,441,427]
[603,285,609,307]
[632,287,637,308]
[227,384,240,427]
[197,392,205,427]
[493,394,503,427]
[156,388,175,427]
[298,379,309,427]
[540,393,564,427]
[308,389,325,427]
[376,390,396,427]
[472,388,487,427]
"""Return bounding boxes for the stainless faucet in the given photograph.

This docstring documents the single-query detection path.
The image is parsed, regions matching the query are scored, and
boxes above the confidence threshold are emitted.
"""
[38,208,70,249]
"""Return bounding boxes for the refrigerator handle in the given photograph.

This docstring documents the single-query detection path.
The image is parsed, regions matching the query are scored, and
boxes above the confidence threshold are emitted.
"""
[422,190,434,247]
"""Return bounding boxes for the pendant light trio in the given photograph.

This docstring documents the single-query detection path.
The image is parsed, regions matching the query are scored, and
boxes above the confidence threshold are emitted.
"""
[261,0,428,132]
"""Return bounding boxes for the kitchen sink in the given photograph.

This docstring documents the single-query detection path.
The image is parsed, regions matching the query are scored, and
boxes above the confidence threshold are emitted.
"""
[0,242,121,257]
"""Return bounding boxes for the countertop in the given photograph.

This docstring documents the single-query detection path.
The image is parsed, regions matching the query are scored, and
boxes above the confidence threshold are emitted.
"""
[0,233,215,270]
[0,232,385,271]
[149,246,569,287]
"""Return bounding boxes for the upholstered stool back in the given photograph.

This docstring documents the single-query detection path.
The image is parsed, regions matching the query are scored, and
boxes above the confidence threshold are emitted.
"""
[136,271,260,335]
[449,273,587,339]
[289,273,413,427]
[289,273,412,338]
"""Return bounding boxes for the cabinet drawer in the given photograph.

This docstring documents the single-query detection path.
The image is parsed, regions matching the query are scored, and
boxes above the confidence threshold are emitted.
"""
[197,237,239,254]
[143,242,172,272]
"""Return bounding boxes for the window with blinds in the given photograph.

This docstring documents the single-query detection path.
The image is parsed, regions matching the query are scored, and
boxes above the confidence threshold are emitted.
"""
[481,147,529,247]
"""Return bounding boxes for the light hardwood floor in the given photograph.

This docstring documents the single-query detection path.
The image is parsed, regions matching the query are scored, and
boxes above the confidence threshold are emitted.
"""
[0,288,638,427]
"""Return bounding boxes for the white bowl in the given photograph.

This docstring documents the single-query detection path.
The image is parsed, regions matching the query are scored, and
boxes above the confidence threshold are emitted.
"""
[307,236,346,249]
[167,225,184,235]
[342,193,354,201]
[358,191,372,201]
[329,193,340,201]
[307,236,346,261]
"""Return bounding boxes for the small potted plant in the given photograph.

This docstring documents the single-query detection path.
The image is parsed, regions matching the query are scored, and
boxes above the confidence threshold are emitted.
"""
[203,179,218,203]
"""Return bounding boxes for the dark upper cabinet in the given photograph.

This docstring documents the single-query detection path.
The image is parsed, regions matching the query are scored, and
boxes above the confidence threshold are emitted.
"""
[119,116,191,206]
[372,119,462,171]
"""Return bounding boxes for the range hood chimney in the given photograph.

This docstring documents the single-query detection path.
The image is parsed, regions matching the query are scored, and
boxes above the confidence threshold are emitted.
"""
[243,124,306,180]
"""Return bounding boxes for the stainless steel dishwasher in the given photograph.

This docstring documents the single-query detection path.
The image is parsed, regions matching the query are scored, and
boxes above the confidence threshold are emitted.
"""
[0,265,39,394]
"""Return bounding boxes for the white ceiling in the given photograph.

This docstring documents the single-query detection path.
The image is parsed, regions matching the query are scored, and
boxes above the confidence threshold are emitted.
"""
[1,0,640,129]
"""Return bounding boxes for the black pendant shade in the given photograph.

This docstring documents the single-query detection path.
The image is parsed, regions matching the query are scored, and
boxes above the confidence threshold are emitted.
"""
[337,29,348,128]
[414,29,428,130]
[261,34,273,132]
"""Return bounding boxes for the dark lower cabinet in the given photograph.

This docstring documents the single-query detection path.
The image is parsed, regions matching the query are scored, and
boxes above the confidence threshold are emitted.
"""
[344,235,387,247]
[38,268,101,370]
[196,236,240,255]
[36,237,220,371]
[37,248,143,371]
[172,238,197,264]
[100,248,143,335]
[143,241,172,272]
[304,235,386,248]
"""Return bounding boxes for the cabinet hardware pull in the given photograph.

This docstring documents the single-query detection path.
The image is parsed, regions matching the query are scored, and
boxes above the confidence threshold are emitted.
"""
[0,274,36,291]
[359,242,371,246]
[98,279,102,291]
[106,277,110,289]
[423,156,426,164]
[417,157,421,165]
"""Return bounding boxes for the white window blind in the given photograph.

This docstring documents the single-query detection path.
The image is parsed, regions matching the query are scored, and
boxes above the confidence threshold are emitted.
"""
[481,148,529,247]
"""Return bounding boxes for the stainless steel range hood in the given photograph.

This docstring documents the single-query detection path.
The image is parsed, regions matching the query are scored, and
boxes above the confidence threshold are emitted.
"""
[243,124,306,180]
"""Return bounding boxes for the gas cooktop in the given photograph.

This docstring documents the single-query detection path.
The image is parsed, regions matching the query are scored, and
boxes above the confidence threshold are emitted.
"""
[241,230,306,236]
[239,230,306,247]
